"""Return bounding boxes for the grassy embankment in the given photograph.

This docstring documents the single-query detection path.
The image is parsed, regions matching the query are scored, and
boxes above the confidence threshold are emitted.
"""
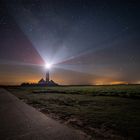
[6,85,140,140]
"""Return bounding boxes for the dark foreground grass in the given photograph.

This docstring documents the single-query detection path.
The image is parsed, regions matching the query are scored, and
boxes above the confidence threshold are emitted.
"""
[6,85,140,140]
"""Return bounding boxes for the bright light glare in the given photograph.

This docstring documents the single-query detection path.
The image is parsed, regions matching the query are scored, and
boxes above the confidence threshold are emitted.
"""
[45,63,52,69]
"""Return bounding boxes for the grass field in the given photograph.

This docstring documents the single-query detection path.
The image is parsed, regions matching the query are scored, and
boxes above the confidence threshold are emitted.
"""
[6,85,140,140]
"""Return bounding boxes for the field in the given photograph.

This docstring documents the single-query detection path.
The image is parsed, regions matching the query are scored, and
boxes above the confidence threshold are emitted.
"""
[6,85,140,140]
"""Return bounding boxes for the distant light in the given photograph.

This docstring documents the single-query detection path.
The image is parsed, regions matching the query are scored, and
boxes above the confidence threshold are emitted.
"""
[45,63,52,69]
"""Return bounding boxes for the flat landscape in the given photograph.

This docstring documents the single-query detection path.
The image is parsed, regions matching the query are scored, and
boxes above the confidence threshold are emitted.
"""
[6,85,140,140]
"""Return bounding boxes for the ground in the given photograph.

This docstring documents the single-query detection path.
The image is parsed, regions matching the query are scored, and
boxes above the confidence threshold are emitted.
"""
[5,85,140,140]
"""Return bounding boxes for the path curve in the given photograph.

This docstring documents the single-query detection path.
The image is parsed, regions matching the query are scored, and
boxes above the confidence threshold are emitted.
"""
[0,88,90,140]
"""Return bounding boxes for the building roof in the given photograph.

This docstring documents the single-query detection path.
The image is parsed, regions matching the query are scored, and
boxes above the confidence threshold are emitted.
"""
[38,78,46,84]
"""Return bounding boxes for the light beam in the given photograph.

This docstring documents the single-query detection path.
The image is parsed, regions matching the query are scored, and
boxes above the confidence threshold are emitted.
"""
[45,63,52,69]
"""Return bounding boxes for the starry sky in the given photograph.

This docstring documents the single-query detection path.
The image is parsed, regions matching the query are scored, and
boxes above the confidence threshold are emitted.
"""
[0,0,140,85]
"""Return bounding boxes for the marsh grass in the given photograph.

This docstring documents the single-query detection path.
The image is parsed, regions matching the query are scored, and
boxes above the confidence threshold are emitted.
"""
[6,85,140,139]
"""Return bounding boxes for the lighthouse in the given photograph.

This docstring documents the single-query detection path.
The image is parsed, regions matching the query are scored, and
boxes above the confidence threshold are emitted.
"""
[46,69,49,83]
[42,63,58,86]
[45,63,51,83]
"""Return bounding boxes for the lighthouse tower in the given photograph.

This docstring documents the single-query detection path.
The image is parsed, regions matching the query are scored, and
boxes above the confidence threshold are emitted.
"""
[46,69,49,83]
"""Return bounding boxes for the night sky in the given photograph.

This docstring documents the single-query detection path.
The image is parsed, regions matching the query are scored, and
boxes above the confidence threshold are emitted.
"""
[0,0,140,85]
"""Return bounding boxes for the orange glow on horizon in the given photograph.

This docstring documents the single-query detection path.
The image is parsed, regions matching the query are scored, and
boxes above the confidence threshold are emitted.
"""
[0,68,138,85]
[93,78,129,85]
[110,81,128,85]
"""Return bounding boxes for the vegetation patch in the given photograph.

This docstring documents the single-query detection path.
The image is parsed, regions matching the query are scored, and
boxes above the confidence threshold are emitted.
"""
[6,85,140,140]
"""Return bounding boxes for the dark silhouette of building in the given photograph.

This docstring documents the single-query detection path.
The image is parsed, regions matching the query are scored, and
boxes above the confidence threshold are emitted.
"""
[21,70,58,87]
[37,77,58,86]
[38,78,46,85]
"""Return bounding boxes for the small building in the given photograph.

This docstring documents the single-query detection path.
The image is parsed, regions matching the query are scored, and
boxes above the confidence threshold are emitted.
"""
[38,78,46,85]
[38,78,58,86]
